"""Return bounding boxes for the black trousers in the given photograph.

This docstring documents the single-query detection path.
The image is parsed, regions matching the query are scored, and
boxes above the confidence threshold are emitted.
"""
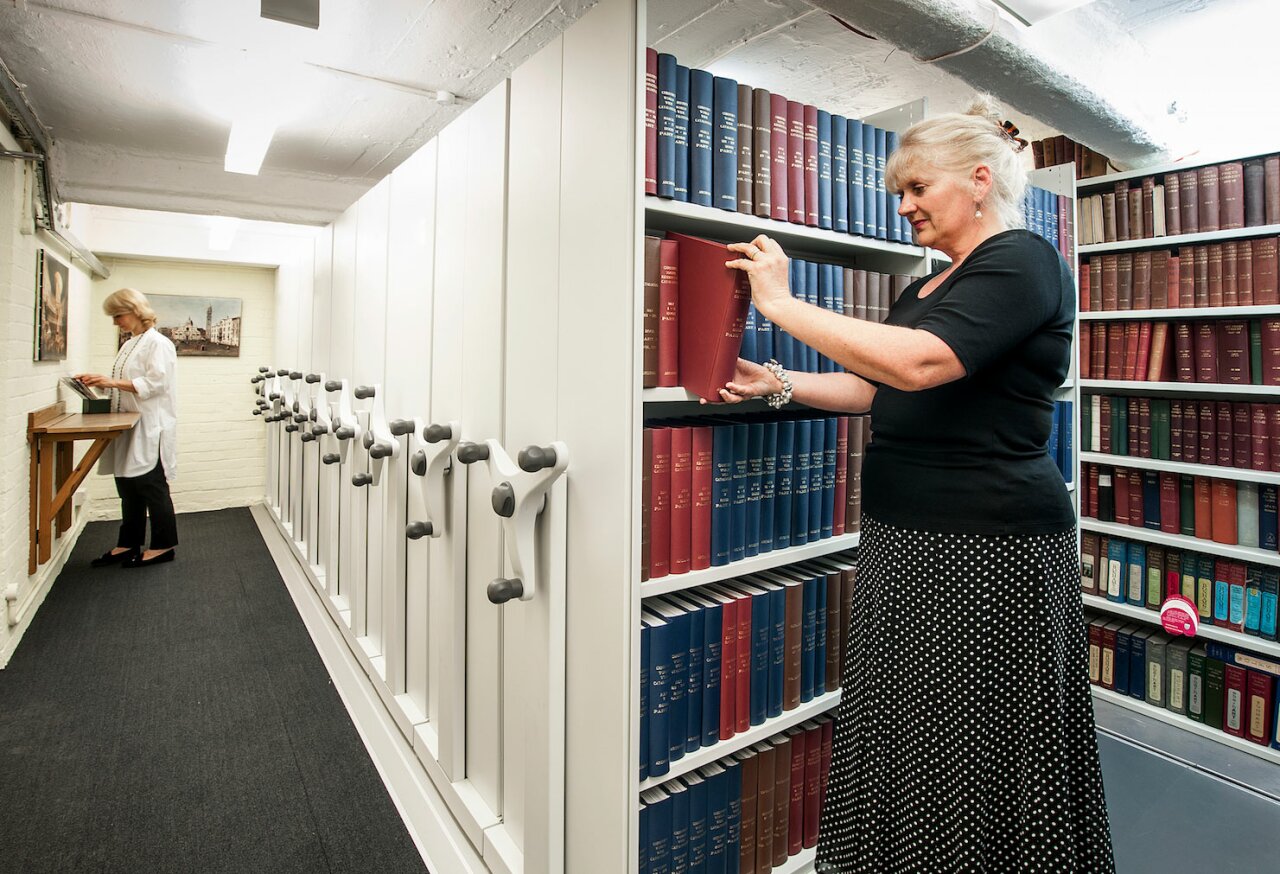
[114,461,179,550]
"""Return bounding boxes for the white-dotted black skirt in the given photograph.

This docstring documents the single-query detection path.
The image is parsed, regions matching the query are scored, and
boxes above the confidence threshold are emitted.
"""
[816,515,1115,873]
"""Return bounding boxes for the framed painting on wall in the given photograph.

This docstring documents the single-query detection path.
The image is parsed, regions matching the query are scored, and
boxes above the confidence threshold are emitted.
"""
[35,250,69,361]
[119,293,243,357]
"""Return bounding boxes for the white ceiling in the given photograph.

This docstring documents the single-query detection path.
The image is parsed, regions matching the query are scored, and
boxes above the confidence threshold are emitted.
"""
[0,0,1268,225]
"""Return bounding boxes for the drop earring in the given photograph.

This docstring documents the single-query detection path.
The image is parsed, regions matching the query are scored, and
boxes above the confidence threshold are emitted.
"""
[975,203,983,219]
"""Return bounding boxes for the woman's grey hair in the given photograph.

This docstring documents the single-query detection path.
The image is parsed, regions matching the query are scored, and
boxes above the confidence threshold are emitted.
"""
[102,287,157,329]
[884,94,1028,230]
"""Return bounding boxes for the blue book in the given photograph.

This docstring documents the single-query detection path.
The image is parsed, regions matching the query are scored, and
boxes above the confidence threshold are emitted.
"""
[688,69,714,207]
[683,592,724,746]
[1036,188,1047,237]
[791,419,811,546]
[641,787,671,874]
[1128,630,1149,701]
[814,572,828,696]
[664,595,705,753]
[639,797,650,874]
[816,109,833,230]
[1114,623,1132,696]
[774,420,796,550]
[780,260,799,371]
[818,263,835,373]
[1106,537,1126,602]
[711,76,738,211]
[874,126,888,239]
[640,620,650,780]
[832,115,848,233]
[1048,403,1061,475]
[656,54,678,199]
[822,417,838,539]
[1229,570,1247,630]
[848,118,865,235]
[730,423,748,563]
[756,307,773,365]
[862,123,876,238]
[1214,563,1231,628]
[885,130,902,242]
[805,260,820,373]
[1262,568,1279,641]
[642,611,671,777]
[711,426,733,566]
[745,423,764,558]
[1061,401,1074,484]
[1142,470,1161,530]
[760,422,778,555]
[723,760,741,871]
[673,65,690,202]
[1261,484,1278,551]
[668,781,690,873]
[1047,189,1059,246]
[1126,542,1146,606]
[801,574,819,702]
[728,582,770,726]
[808,419,824,543]
[741,305,758,363]
[751,579,786,719]
[699,763,729,874]
[648,601,689,763]
[682,773,709,874]
[1245,568,1263,636]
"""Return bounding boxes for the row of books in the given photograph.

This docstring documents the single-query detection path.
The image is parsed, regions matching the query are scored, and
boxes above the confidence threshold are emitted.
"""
[641,415,868,580]
[1048,400,1075,485]
[1082,532,1279,639]
[640,718,834,874]
[1081,394,1280,472]
[1079,319,1280,385]
[1079,157,1280,245]
[1079,240,1280,312]
[1030,134,1110,179]
[1086,612,1280,749]
[640,555,855,780]
[1082,463,1279,551]
[645,49,913,244]
[1021,185,1075,266]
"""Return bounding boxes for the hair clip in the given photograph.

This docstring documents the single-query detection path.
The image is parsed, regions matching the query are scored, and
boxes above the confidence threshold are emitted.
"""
[1000,120,1029,153]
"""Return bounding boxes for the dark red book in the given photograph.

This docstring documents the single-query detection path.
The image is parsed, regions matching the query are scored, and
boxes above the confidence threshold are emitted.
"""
[1165,171,1182,235]
[818,718,834,810]
[1147,322,1173,381]
[1134,321,1152,381]
[1220,320,1251,384]
[1208,243,1225,306]
[732,587,752,732]
[1251,404,1270,471]
[718,594,737,740]
[1270,405,1280,473]
[649,427,671,578]
[1220,161,1245,230]
[1106,323,1125,380]
[1237,239,1254,306]
[1090,259,1103,312]
[770,736,792,867]
[824,568,842,691]
[1079,258,1091,310]
[1080,321,1092,377]
[802,721,823,848]
[669,427,692,575]
[1215,401,1233,467]
[1199,164,1222,232]
[1179,169,1200,233]
[1159,471,1180,534]
[1091,322,1107,378]
[1247,670,1275,746]
[1101,254,1118,311]
[644,49,657,195]
[787,100,805,224]
[1253,237,1278,305]
[1086,463,1099,519]
[1223,241,1239,306]
[1101,623,1118,689]
[1233,403,1251,468]
[1194,321,1220,383]
[1163,253,1178,309]
[1173,322,1196,383]
[833,416,849,536]
[641,429,651,582]
[643,236,660,388]
[1171,399,1184,461]
[1087,620,1103,683]
[669,232,752,399]
[1127,398,1141,464]
[1193,245,1210,307]
[1122,322,1141,380]
[1152,250,1170,308]
[753,742,776,872]
[1117,253,1134,309]
[786,727,806,855]
[1199,401,1217,465]
[691,426,713,570]
[1224,664,1248,737]
[770,93,789,222]
[1261,318,1280,386]
[1138,397,1153,457]
[658,238,679,387]
[803,104,819,227]
[1133,251,1151,309]
[1194,476,1213,540]
[1179,253,1195,307]
[783,579,803,710]
[1114,467,1132,525]
[736,748,759,874]
[1211,478,1238,544]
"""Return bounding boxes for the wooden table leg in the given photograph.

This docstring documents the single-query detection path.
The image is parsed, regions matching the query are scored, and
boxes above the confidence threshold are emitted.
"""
[55,441,73,535]
[38,437,54,566]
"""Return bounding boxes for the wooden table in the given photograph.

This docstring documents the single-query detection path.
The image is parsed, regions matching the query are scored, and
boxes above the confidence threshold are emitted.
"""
[28,402,139,574]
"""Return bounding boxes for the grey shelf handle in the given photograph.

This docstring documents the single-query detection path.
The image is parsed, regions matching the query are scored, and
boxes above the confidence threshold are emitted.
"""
[456,442,490,464]
[300,432,316,443]
[487,578,524,605]
[292,401,300,413]
[406,521,434,540]
[369,443,393,459]
[276,368,289,376]
[285,424,299,433]
[268,392,281,401]
[389,419,415,436]
[294,414,308,423]
[252,409,263,416]
[518,444,559,473]
[424,423,453,443]
[289,371,303,379]
[325,380,342,392]
[362,431,374,450]
[250,375,262,384]
[305,373,321,383]
[410,449,427,476]
[322,453,340,465]
[311,423,329,435]
[491,482,516,518]
[335,426,356,440]
[352,473,373,487]
[258,366,270,373]
[353,385,376,399]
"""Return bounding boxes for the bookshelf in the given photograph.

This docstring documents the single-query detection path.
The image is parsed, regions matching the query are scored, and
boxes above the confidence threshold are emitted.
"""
[1080,304,1280,320]
[639,535,859,598]
[1082,594,1280,660]
[1081,518,1280,567]
[1079,222,1280,254]
[1079,379,1280,399]
[1078,452,1280,486]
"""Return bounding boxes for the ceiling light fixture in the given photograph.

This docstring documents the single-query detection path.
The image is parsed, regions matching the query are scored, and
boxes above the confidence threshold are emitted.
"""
[224,120,275,175]
[988,0,1098,27]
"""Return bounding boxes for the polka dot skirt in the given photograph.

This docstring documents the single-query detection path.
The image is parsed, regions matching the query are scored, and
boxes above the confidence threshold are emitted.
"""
[815,515,1116,873]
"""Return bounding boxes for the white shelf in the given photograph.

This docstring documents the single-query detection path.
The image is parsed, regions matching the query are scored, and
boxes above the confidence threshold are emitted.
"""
[1059,379,1075,390]
[1079,452,1280,486]
[1079,222,1280,254]
[640,533,860,597]
[644,197,925,262]
[1081,594,1280,660]
[1080,305,1280,321]
[643,387,710,403]
[774,847,817,874]
[1091,686,1280,766]
[639,690,841,793]
[1079,518,1280,567]
[1079,380,1280,399]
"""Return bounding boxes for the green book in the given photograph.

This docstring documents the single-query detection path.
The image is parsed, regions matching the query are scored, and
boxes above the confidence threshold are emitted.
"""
[1166,639,1194,715]
[1250,319,1263,386]
[1145,632,1169,708]
[1186,644,1207,722]
[1081,398,1093,453]
[1203,656,1227,730]
[1197,554,1216,622]
[1146,545,1165,610]
[1179,475,1196,537]
[1180,550,1197,602]
[1116,400,1129,455]
[1153,399,1171,460]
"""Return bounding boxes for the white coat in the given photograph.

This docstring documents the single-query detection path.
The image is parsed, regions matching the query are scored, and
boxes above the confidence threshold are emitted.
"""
[98,327,178,480]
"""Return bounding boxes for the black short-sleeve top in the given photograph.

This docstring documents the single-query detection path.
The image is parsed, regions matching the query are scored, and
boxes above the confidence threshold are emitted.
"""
[862,229,1076,535]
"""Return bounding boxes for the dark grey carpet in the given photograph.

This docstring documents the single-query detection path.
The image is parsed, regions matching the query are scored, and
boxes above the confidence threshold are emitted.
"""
[0,508,429,874]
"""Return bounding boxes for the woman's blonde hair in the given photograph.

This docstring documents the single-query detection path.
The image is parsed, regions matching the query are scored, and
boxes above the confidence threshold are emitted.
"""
[102,287,157,329]
[884,94,1028,230]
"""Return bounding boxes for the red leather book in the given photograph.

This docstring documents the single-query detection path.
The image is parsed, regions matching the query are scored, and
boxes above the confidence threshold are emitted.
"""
[818,718,834,810]
[1114,467,1132,525]
[1142,177,1156,239]
[753,741,776,873]
[1091,322,1107,378]
[735,748,759,874]
[1178,254,1195,307]
[802,721,823,848]
[1250,403,1270,471]
[1098,395,1113,453]
[732,587,752,732]
[783,578,802,710]
[1165,254,1180,309]
[643,236,661,388]
[1079,258,1091,310]
[1087,620,1103,683]
[1173,322,1196,382]
[823,567,842,692]
[642,429,651,582]
[1165,171,1182,235]
[1194,321,1219,383]
[1100,623,1118,689]
[1219,320,1251,384]
[1080,323,1091,378]
[669,427,692,574]
[1198,401,1217,466]
[1233,403,1251,468]
[669,232,751,399]
[1117,253,1134,309]
[839,564,856,664]
[649,427,671,578]
[737,83,754,216]
[1114,182,1130,241]
[1127,187,1143,241]
[1199,164,1222,232]
[1223,241,1239,306]
[1194,476,1213,540]
[1031,139,1044,169]
[718,594,737,740]
[1220,161,1245,230]
[833,416,848,536]
[786,727,806,855]
[1215,401,1233,467]
[1127,399,1141,465]
[1159,471,1180,534]
[1138,397,1153,457]
[770,93,789,222]
[770,736,792,867]
[1105,323,1125,380]
[1211,478,1238,544]
[787,100,805,224]
[752,88,772,219]
[1147,322,1173,381]
[1224,664,1247,737]
[1237,240,1254,306]
[803,104,819,227]
[1261,318,1280,385]
[1090,259,1103,312]
[645,49,657,195]
[1267,156,1280,224]
[1270,405,1280,473]
[1133,251,1152,309]
[846,416,865,533]
[1247,670,1274,746]
[658,238,679,387]
[1134,321,1152,382]
[1253,237,1278,305]
[1086,463,1099,518]
[1122,322,1142,380]
[1150,251,1168,309]
[1179,170,1200,233]
[1170,399,1184,461]
[1101,254,1118,311]
[1207,243,1225,307]
[1193,246,1210,307]
[691,426,713,569]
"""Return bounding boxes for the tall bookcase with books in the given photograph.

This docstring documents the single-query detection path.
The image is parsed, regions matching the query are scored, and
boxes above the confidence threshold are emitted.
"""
[1075,151,1280,764]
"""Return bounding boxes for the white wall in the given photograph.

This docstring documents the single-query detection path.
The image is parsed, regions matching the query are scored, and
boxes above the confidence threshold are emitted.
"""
[82,258,276,518]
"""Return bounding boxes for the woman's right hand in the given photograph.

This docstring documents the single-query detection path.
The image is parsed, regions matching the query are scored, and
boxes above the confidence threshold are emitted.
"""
[703,358,784,405]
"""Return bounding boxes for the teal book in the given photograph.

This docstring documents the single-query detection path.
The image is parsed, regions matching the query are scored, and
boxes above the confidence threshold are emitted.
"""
[1126,542,1146,606]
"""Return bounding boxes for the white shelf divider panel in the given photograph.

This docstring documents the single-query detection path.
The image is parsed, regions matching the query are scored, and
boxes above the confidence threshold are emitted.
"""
[1079,380,1280,399]
[1078,451,1280,486]
[1081,594,1280,660]
[1091,686,1280,766]
[638,690,841,793]
[640,534,860,597]
[1079,222,1280,255]
[773,847,817,874]
[1080,518,1280,567]
[1080,305,1280,321]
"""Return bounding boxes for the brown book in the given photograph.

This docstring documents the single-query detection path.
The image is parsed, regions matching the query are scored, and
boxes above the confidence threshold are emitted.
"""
[1138,397,1153,456]
[737,83,754,215]
[1128,398,1141,459]
[1251,403,1271,471]
[1123,322,1142,380]
[1135,322,1153,382]
[1089,259,1103,312]
[752,88,772,219]
[846,417,865,533]
[1244,159,1266,227]
[1101,255,1119,311]
[1199,164,1222,233]
[1223,241,1239,307]
[803,104,818,227]
[1142,177,1156,239]
[1254,237,1279,305]
[852,269,868,321]
[1080,258,1092,310]
[842,268,854,319]
[1165,172,1182,236]
[1267,156,1280,225]
[1233,403,1252,468]
[1102,193,1118,243]
[736,748,760,874]
[1091,322,1107,378]
[1031,139,1044,169]
[1148,322,1173,381]
[1081,531,1100,595]
[770,736,792,868]
[1208,243,1225,307]
[1133,250,1152,309]
[1220,321,1250,384]
[1180,170,1200,234]
[787,100,806,224]
[1174,322,1196,382]
[1115,182,1131,241]
[1150,250,1169,309]
[783,578,802,709]
[1194,246,1210,307]
[1195,321,1220,383]
[1193,475,1212,540]
[658,238,680,387]
[1211,478,1238,545]
[1128,187,1144,240]
[1220,161,1245,230]
[643,236,661,387]
[825,567,842,691]
[1091,194,1105,243]
[754,741,776,873]
[1237,240,1254,306]
[1105,323,1126,380]
[1262,319,1280,386]
[878,272,892,324]
[1198,403,1217,471]
[1171,398,1185,461]
[641,429,651,582]
[1044,137,1057,168]
[1117,253,1134,309]
[1178,254,1195,307]
[649,427,671,578]
[669,232,752,399]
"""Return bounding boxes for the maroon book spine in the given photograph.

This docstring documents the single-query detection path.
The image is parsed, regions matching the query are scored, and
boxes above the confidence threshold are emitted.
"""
[1199,164,1222,233]
[649,427,671,578]
[802,722,822,848]
[641,429,651,582]
[1194,321,1219,383]
[644,49,657,195]
[1271,405,1280,473]
[833,416,849,536]
[1254,237,1279,305]
[735,593,751,732]
[1117,253,1134,309]
[1267,156,1280,225]
[1233,403,1252,468]
[770,94,789,222]
[1198,402,1216,467]
[787,101,805,224]
[1237,239,1254,306]
[1101,254,1118,311]
[1251,403,1270,471]
[643,235,660,388]
[1182,402,1199,464]
[1219,320,1251,384]
[1247,670,1274,745]
[1138,397,1153,457]
[669,427,692,574]
[818,718,834,811]
[1133,250,1151,309]
[1179,253,1195,307]
[786,728,806,855]
[670,232,752,399]
[1224,664,1248,737]
[1223,241,1239,307]
[1193,245,1210,307]
[1220,161,1245,230]
[1080,258,1092,311]
[1165,171,1182,236]
[1173,322,1196,383]
[1170,399,1184,461]
[1215,401,1233,467]
[752,88,772,219]
[691,426,713,570]
[658,239,679,387]
[1179,170,1200,233]
[803,104,819,227]
[1208,243,1225,307]
[718,597,736,740]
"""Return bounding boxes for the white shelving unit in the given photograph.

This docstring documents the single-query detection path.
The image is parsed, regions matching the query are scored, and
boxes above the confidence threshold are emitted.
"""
[1079,222,1280,254]
[1081,594,1280,660]
[1080,518,1280,567]
[1080,304,1280,321]
[1092,687,1280,767]
[640,535,860,598]
[1078,451,1280,486]
[1079,379,1280,399]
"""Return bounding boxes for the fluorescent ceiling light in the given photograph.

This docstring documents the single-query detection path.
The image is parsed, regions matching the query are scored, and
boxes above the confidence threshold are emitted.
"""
[990,0,1098,26]
[225,120,275,175]
[209,216,240,250]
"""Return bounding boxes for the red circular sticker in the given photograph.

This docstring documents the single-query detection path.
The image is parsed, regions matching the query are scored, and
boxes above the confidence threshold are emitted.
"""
[1159,595,1199,637]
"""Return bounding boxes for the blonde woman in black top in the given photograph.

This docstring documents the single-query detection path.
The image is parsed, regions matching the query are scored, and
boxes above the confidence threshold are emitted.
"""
[719,96,1114,872]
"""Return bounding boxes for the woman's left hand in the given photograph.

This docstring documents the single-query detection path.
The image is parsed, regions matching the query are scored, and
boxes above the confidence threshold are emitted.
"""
[726,234,791,320]
[76,373,111,388]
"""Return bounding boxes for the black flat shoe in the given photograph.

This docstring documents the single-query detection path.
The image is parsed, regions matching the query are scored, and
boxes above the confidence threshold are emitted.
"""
[122,549,175,569]
[91,548,140,567]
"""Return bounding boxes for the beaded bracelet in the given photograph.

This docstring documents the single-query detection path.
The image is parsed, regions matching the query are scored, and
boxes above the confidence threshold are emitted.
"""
[762,359,793,409]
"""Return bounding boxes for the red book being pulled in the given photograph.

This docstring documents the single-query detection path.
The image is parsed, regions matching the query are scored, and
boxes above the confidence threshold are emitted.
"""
[670,232,752,400]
